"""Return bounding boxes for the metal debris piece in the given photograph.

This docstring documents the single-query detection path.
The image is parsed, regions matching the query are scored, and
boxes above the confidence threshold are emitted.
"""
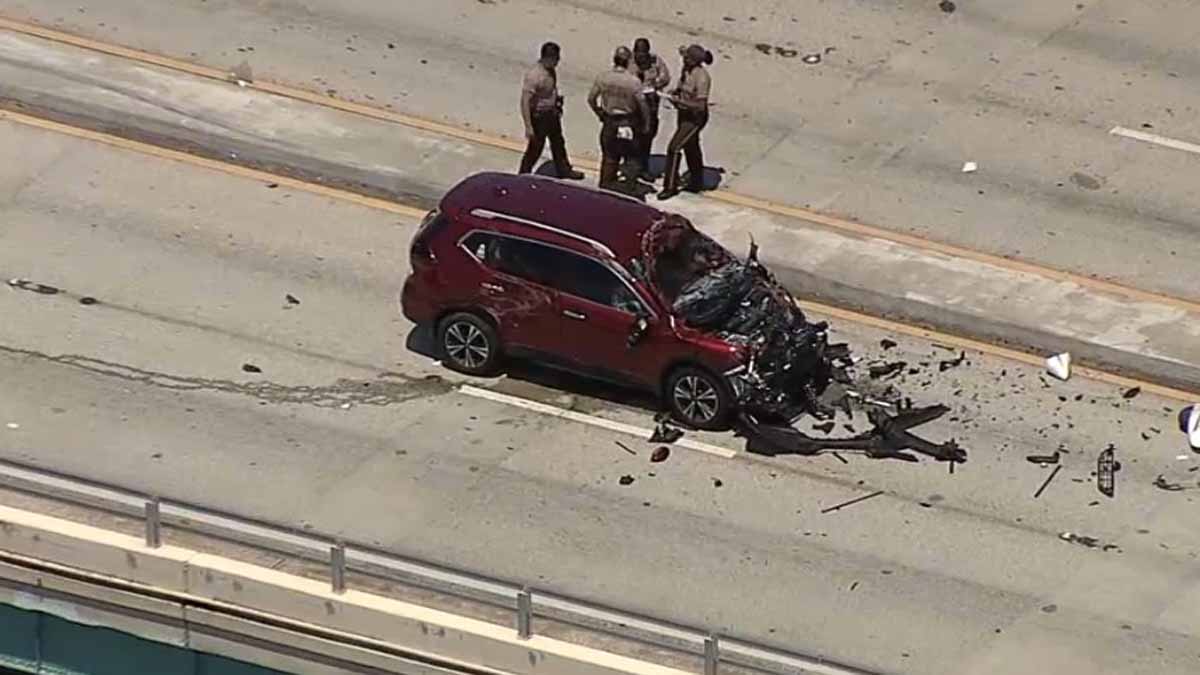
[961,161,977,173]
[649,417,685,444]
[650,446,670,463]
[1034,465,1062,499]
[775,47,798,58]
[7,279,60,295]
[1179,405,1200,450]
[755,43,773,54]
[880,339,898,351]
[939,0,956,13]
[813,421,836,434]
[1026,451,1061,465]
[713,478,724,488]
[821,490,885,514]
[78,297,98,305]
[286,294,301,305]
[869,362,907,380]
[1153,475,1186,492]
[1046,352,1071,381]
[1122,386,1141,399]
[5,423,18,430]
[1059,532,1101,548]
[801,53,822,64]
[1097,446,1117,498]
[615,440,637,456]
[831,452,849,464]
[242,363,263,374]
[938,352,966,372]
[619,475,635,486]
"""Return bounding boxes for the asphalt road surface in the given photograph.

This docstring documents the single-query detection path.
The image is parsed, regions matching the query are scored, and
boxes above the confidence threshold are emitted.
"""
[1,0,1197,302]
[2,118,1199,675]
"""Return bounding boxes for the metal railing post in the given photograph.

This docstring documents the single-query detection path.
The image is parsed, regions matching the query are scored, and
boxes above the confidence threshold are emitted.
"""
[330,541,346,594]
[516,586,532,639]
[704,633,719,675]
[144,497,161,548]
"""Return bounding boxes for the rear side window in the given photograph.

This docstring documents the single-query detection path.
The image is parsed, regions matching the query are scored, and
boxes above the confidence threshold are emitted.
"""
[476,236,642,314]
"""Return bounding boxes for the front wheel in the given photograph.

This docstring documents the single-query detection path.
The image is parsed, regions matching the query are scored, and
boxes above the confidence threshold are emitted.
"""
[665,366,734,431]
[437,312,501,376]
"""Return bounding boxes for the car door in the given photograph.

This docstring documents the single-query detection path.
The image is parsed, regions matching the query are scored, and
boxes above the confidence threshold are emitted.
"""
[460,232,562,357]
[553,253,657,388]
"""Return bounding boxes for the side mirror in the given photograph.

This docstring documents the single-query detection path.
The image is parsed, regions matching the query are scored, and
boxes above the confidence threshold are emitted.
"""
[627,315,651,348]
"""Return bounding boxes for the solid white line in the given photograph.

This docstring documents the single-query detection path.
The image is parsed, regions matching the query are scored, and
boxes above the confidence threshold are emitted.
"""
[457,385,739,459]
[1110,126,1200,155]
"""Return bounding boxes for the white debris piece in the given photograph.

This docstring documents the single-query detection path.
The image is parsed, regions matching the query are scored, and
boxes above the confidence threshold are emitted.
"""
[1046,352,1071,381]
[962,161,978,173]
[1183,404,1200,450]
[5,423,18,430]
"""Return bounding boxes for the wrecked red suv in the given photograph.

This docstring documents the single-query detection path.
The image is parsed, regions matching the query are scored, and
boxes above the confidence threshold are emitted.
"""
[400,172,841,430]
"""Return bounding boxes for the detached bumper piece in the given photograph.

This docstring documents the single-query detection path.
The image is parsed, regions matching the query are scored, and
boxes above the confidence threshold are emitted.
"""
[736,404,968,464]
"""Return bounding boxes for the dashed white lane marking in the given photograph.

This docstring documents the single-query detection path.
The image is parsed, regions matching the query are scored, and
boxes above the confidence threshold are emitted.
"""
[1110,126,1200,156]
[458,385,739,459]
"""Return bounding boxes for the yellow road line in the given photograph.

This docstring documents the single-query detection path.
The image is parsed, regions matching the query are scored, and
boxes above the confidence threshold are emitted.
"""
[0,109,426,219]
[3,17,1199,317]
[3,102,1196,403]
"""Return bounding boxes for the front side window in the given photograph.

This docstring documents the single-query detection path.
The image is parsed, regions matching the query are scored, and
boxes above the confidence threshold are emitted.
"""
[555,256,643,314]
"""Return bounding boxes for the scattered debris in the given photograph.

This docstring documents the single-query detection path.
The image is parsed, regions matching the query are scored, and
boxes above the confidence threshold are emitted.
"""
[78,297,98,306]
[880,339,898,351]
[1180,405,1200,450]
[650,446,671,463]
[1033,465,1063,499]
[266,182,279,189]
[774,47,798,58]
[938,352,966,372]
[1153,475,1186,492]
[831,452,849,464]
[939,0,957,13]
[961,161,977,173]
[242,363,263,374]
[4,423,18,430]
[1026,451,1061,465]
[822,490,885,514]
[1046,352,1071,381]
[1097,446,1118,498]
[801,53,822,65]
[340,402,352,410]
[615,440,637,456]
[231,60,253,86]
[1059,532,1100,548]
[755,43,772,54]
[849,581,859,591]
[7,278,60,295]
[813,421,836,434]
[286,294,301,305]
[1122,386,1141,399]
[869,362,907,380]
[619,475,635,486]
[1176,454,1190,461]
[713,478,724,488]
[649,415,685,444]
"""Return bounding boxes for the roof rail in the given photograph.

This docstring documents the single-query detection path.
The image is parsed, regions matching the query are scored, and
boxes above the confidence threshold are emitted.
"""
[470,208,617,258]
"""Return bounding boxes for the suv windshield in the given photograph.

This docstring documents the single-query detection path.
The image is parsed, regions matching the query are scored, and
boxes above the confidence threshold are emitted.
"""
[647,219,734,304]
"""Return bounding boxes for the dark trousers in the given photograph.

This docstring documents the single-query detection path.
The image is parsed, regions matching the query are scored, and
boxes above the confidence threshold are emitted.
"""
[662,111,708,192]
[519,112,573,176]
[598,114,641,192]
[635,101,660,175]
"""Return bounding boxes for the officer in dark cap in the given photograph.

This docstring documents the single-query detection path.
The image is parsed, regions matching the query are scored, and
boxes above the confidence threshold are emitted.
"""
[587,46,650,193]
[519,41,585,180]
[659,44,713,200]
[632,38,671,181]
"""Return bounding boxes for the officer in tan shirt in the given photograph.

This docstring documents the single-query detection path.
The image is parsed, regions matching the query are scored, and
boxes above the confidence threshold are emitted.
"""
[518,42,584,180]
[587,46,650,194]
[632,38,671,181]
[659,44,713,201]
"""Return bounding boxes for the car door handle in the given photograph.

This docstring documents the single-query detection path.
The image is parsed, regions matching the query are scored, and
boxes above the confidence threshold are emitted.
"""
[481,282,505,293]
[562,309,587,321]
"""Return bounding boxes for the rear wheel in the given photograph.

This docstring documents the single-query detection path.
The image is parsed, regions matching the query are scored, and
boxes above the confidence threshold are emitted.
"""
[665,366,734,431]
[437,312,501,376]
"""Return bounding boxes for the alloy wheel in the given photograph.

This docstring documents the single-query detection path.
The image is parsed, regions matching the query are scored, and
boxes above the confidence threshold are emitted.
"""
[673,374,720,425]
[443,321,490,370]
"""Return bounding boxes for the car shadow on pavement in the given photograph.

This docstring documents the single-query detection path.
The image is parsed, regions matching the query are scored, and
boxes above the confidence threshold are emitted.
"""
[406,324,660,413]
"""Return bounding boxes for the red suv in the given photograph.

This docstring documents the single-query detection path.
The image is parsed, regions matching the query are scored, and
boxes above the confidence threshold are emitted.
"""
[401,172,837,430]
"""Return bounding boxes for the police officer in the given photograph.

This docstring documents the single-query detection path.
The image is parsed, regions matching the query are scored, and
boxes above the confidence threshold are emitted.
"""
[659,44,713,201]
[519,41,585,180]
[632,38,670,181]
[587,46,650,194]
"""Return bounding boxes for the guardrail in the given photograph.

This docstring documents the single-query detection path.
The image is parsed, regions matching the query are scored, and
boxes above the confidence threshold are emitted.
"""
[0,457,877,675]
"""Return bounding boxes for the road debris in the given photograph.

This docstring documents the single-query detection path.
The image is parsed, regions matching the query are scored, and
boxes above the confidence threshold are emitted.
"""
[619,475,635,486]
[1033,465,1062,499]
[821,490,885,514]
[650,414,685,443]
[1153,475,1187,492]
[1026,451,1061,466]
[286,294,301,305]
[650,446,670,463]
[755,43,772,54]
[242,363,263,374]
[7,278,60,295]
[4,423,18,430]
[1097,446,1118,498]
[1059,532,1118,551]
[713,478,724,488]
[1122,386,1141,399]
[961,161,977,173]
[880,338,898,351]
[831,452,849,464]
[78,297,98,305]
[774,47,798,58]
[868,362,907,380]
[813,421,836,434]
[938,352,967,372]
[1046,352,1071,381]
[230,60,253,86]
[801,53,822,65]
[1179,405,1200,450]
[615,440,637,456]
[939,0,957,13]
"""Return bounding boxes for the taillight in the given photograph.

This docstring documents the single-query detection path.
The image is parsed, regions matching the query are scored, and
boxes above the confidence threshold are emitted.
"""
[410,209,447,269]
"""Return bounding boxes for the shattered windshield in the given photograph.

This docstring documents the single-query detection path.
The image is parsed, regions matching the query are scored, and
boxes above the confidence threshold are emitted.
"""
[642,214,734,305]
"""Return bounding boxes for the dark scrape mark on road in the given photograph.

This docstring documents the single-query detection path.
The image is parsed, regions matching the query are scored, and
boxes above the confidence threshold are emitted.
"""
[0,344,452,408]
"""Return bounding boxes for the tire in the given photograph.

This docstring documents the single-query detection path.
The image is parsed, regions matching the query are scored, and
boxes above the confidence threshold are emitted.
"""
[437,312,501,376]
[665,366,734,431]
